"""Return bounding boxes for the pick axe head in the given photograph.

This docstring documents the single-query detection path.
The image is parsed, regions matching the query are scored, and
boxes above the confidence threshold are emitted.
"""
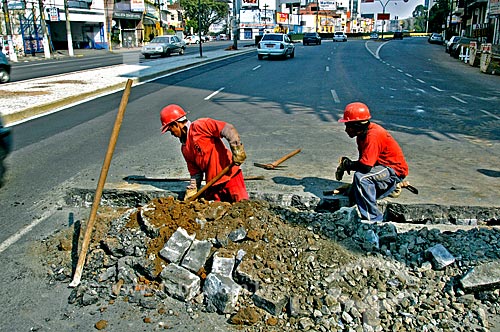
[253,162,287,170]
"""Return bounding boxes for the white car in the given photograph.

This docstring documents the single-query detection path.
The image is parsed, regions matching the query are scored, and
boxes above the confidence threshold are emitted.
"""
[445,36,460,53]
[333,31,347,42]
[184,35,201,44]
[257,33,295,60]
[141,35,186,59]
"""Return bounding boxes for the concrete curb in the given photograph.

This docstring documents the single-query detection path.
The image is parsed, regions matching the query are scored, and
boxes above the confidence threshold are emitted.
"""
[3,47,256,125]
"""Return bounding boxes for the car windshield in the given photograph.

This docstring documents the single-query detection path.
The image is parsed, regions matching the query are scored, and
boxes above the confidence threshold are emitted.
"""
[262,34,283,41]
[152,37,170,43]
[305,33,316,36]
[335,32,343,35]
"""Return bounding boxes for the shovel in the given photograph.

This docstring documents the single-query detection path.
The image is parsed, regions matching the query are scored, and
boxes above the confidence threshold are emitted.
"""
[187,162,235,202]
[254,148,302,170]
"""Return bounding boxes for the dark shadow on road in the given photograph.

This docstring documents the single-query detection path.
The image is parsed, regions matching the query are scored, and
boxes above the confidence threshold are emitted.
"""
[478,169,500,178]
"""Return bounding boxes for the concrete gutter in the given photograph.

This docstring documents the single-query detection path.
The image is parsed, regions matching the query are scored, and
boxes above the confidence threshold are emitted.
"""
[1,47,256,125]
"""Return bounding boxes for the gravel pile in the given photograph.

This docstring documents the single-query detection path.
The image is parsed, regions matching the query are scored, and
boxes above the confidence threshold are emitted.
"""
[41,198,500,331]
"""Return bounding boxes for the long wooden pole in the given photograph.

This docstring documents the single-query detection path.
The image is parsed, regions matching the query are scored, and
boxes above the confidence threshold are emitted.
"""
[69,79,133,287]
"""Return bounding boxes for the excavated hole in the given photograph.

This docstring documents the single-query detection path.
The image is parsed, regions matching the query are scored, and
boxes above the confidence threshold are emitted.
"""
[65,188,500,226]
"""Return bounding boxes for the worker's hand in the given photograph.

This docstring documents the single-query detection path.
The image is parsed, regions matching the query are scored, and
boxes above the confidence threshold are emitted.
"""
[335,157,353,181]
[231,144,246,166]
[184,184,198,201]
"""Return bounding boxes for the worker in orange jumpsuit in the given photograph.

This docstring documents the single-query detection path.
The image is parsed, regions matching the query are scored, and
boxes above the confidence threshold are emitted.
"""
[160,104,248,202]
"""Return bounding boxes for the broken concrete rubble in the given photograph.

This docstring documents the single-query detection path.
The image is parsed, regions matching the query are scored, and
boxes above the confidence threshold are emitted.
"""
[40,197,500,331]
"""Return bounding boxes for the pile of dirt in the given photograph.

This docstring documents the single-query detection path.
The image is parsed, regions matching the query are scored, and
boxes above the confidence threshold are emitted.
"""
[38,197,500,331]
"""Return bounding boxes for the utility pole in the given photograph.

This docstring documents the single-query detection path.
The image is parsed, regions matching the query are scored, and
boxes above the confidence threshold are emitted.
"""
[263,4,268,28]
[316,0,319,32]
[63,0,74,56]
[232,0,237,49]
[38,0,51,58]
[1,0,18,61]
[197,0,203,57]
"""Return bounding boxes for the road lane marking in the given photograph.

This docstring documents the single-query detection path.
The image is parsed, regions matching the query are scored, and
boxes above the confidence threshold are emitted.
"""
[431,86,444,92]
[405,73,413,78]
[0,214,47,254]
[480,109,500,120]
[330,89,340,103]
[451,96,467,104]
[416,79,426,84]
[326,66,330,72]
[252,65,261,71]
[204,87,225,100]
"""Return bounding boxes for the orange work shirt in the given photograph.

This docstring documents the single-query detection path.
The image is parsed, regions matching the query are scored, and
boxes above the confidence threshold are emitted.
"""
[181,118,240,186]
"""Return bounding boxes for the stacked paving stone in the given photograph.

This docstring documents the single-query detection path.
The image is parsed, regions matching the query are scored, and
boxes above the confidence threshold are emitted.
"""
[58,200,500,331]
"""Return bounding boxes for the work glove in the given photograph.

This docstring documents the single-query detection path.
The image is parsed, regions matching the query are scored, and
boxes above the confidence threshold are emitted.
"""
[184,180,198,201]
[231,144,246,166]
[335,157,353,181]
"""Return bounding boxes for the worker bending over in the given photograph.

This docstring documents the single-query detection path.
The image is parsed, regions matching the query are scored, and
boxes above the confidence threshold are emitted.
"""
[160,104,248,202]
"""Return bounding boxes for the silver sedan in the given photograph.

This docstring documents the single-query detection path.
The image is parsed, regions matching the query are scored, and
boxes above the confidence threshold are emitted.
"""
[257,33,295,60]
[141,35,186,59]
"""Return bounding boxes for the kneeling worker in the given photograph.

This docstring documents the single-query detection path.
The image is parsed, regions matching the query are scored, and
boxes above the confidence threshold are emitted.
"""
[336,102,409,222]
[160,104,248,202]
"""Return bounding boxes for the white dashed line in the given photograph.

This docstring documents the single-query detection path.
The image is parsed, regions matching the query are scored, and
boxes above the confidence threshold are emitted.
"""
[405,73,413,78]
[451,96,467,104]
[480,109,500,120]
[397,69,403,73]
[326,66,330,72]
[330,89,340,103]
[416,79,426,84]
[252,65,261,71]
[431,86,444,92]
[204,87,225,100]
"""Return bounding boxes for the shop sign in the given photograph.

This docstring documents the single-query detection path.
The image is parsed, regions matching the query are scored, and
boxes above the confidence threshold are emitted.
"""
[131,0,145,12]
[49,7,59,21]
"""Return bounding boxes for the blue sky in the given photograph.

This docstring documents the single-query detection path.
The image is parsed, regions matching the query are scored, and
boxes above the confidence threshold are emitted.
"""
[360,0,425,19]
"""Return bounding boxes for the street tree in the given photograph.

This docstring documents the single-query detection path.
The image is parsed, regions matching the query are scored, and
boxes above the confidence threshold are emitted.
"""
[428,0,450,34]
[179,0,229,35]
[412,4,427,32]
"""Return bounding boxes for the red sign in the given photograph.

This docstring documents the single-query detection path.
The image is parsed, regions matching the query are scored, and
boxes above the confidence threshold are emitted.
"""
[377,13,390,20]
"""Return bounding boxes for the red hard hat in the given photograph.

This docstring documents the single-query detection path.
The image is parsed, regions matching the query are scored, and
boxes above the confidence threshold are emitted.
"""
[160,104,187,133]
[338,102,371,123]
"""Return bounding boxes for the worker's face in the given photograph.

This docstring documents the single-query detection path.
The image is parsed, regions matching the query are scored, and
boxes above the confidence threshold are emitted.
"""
[166,122,182,138]
[345,123,360,138]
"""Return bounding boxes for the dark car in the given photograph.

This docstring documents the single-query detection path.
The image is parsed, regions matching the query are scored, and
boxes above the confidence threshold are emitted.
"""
[0,116,12,187]
[303,32,321,45]
[450,37,476,58]
[393,31,403,40]
[0,47,11,83]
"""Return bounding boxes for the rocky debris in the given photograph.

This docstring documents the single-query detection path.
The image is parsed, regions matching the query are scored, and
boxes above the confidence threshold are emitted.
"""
[39,197,500,331]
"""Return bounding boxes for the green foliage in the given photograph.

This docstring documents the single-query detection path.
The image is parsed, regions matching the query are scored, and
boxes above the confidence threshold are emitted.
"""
[179,0,229,35]
[412,4,427,32]
[428,0,450,33]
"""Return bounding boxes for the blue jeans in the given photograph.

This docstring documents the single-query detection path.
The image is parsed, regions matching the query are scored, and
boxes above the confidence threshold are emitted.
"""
[352,165,402,222]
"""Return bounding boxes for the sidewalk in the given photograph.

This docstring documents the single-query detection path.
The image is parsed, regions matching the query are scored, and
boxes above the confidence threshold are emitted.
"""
[1,45,255,125]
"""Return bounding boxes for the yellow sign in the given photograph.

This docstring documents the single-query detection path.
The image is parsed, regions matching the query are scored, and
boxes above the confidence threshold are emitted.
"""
[155,22,160,29]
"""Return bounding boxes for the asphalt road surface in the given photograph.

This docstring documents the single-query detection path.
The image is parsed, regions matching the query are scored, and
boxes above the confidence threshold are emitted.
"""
[0,37,499,331]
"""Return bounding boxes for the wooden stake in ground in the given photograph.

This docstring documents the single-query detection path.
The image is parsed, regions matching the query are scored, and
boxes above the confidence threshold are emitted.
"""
[69,79,133,287]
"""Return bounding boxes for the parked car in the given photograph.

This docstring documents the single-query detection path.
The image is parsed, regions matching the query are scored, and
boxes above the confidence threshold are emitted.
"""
[333,31,347,42]
[0,115,12,187]
[303,32,321,45]
[0,47,11,83]
[450,36,477,58]
[428,33,444,44]
[369,33,379,40]
[141,35,186,59]
[216,34,228,41]
[257,33,295,60]
[184,35,201,44]
[393,31,404,40]
[445,36,460,53]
